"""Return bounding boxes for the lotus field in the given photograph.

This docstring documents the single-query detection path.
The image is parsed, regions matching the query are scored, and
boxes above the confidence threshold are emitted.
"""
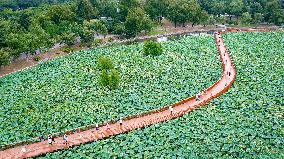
[39,32,284,158]
[0,36,221,145]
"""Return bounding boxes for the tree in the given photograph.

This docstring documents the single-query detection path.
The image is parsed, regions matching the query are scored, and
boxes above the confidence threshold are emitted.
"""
[0,48,11,66]
[265,0,284,25]
[167,0,201,27]
[91,0,117,18]
[199,10,210,27]
[100,69,109,86]
[48,4,76,24]
[241,12,253,25]
[227,0,244,20]
[118,0,140,21]
[253,13,264,24]
[166,0,190,27]
[109,69,120,89]
[125,7,153,37]
[76,0,97,22]
[145,0,168,22]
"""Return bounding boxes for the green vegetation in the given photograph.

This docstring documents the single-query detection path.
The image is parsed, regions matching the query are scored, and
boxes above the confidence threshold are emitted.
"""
[143,40,163,56]
[0,35,221,145]
[1,0,283,67]
[39,32,284,159]
[97,56,114,70]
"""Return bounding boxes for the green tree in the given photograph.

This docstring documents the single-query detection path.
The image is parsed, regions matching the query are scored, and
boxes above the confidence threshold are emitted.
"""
[97,56,114,70]
[227,0,244,20]
[91,0,117,18]
[125,7,153,38]
[76,0,97,22]
[166,0,201,27]
[118,0,140,21]
[100,69,109,86]
[109,69,120,89]
[265,0,284,25]
[241,12,253,25]
[199,10,209,27]
[253,13,264,24]
[0,48,11,66]
[48,4,75,24]
[145,0,168,22]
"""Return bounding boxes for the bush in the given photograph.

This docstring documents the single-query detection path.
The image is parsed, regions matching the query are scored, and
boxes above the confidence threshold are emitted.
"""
[143,40,163,56]
[108,37,114,42]
[109,69,120,89]
[97,56,114,70]
[0,48,11,66]
[92,39,103,47]
[60,47,75,53]
[99,69,120,89]
[33,56,41,61]
[61,32,76,46]
[100,69,109,86]
[113,23,125,35]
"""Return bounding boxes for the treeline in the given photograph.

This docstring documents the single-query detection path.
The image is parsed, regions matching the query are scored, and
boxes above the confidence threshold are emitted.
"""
[0,0,283,66]
[0,0,74,11]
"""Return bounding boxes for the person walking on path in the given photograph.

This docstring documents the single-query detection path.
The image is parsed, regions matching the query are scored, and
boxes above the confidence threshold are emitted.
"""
[96,123,99,131]
[119,117,123,126]
[196,93,201,101]
[169,106,174,115]
[51,135,55,143]
[39,135,44,142]
[63,134,68,145]
[21,147,26,153]
[48,135,52,145]
[106,123,110,131]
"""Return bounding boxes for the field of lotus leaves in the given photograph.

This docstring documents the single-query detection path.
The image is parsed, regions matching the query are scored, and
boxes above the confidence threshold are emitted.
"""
[0,35,221,145]
[39,32,284,158]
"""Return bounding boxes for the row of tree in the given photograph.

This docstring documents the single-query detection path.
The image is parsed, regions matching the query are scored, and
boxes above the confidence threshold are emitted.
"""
[0,0,283,66]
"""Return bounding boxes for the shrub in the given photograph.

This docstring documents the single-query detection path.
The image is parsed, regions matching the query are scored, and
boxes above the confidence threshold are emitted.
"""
[113,23,125,35]
[109,69,120,89]
[0,48,11,66]
[92,39,103,47]
[143,40,163,56]
[100,69,109,86]
[108,37,114,42]
[33,56,41,61]
[62,32,76,46]
[60,47,75,53]
[97,56,114,70]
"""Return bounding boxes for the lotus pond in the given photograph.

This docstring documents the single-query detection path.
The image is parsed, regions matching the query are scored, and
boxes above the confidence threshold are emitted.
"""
[39,32,284,158]
[0,35,221,145]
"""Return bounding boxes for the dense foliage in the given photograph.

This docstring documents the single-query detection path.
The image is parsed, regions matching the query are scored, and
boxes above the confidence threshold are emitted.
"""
[143,40,163,56]
[0,0,283,67]
[0,35,221,145]
[39,32,283,158]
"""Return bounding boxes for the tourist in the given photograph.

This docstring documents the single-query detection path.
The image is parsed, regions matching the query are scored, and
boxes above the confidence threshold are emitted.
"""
[119,117,123,126]
[106,123,110,130]
[169,106,174,115]
[48,135,52,145]
[21,147,26,153]
[63,134,68,145]
[51,135,55,143]
[196,93,201,101]
[39,135,44,142]
[96,123,99,131]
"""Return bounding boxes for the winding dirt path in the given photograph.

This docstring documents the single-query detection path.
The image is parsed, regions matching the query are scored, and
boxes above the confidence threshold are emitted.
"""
[0,32,236,159]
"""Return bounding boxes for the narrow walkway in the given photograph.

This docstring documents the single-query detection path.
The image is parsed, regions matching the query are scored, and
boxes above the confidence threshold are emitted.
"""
[0,32,236,159]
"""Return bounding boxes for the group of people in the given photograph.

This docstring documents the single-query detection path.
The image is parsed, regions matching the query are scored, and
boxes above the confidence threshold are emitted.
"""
[39,134,68,145]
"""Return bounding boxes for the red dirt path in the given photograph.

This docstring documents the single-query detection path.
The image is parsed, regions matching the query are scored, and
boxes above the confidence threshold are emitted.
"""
[0,32,236,159]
